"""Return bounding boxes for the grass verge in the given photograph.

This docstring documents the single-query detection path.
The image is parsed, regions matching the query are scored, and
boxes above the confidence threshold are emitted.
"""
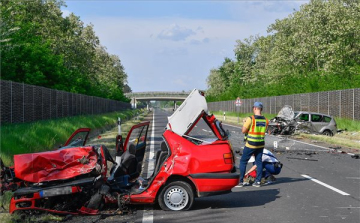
[0,109,144,166]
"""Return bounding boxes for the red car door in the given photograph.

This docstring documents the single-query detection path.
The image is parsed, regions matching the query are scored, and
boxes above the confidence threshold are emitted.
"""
[63,128,91,148]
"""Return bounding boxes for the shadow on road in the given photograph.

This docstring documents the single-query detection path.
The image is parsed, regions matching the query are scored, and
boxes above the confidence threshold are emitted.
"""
[191,189,280,210]
[276,176,309,184]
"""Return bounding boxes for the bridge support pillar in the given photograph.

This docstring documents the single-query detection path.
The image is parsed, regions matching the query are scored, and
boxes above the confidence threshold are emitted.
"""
[133,98,137,109]
[146,102,149,111]
[174,101,177,110]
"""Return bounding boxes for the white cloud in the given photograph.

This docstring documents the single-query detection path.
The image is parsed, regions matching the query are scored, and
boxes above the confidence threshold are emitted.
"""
[79,17,262,91]
[157,24,196,41]
[77,1,307,91]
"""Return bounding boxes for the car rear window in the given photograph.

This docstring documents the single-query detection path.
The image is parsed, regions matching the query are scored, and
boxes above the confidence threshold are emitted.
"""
[323,116,332,123]
[311,114,323,122]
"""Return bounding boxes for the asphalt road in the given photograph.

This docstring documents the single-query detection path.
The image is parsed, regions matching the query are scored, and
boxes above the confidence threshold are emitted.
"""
[67,108,360,223]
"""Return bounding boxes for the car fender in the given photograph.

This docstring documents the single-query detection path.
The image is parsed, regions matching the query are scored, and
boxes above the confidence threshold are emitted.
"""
[320,127,332,134]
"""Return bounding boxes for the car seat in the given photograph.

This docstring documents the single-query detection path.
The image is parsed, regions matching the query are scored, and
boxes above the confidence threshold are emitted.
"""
[109,143,138,179]
[153,142,169,174]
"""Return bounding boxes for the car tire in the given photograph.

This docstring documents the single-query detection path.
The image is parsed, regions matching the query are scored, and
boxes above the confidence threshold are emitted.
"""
[158,181,194,211]
[86,193,103,210]
[322,130,333,137]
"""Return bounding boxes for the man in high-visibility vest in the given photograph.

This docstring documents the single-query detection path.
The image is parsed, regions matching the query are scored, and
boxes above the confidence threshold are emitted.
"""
[238,102,269,187]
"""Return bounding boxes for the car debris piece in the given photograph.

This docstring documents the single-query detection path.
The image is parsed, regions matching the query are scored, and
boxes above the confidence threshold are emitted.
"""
[286,157,318,161]
[351,154,359,159]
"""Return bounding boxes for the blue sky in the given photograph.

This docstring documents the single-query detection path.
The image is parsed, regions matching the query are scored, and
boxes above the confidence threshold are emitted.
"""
[62,1,308,92]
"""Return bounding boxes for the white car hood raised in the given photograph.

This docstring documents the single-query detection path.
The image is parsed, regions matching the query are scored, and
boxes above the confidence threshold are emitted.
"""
[166,89,208,136]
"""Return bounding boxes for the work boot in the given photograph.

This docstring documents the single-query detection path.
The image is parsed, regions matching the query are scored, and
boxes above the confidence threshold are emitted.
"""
[238,182,250,187]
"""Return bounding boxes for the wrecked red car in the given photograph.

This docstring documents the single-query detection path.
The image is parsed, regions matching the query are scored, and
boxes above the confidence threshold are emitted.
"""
[1,89,239,214]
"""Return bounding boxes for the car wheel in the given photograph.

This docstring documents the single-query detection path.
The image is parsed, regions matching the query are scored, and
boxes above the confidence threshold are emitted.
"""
[86,193,103,210]
[322,130,333,137]
[158,181,194,211]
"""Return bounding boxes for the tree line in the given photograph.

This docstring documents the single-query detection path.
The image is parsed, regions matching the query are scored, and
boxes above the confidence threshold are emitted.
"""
[1,0,130,102]
[206,0,360,102]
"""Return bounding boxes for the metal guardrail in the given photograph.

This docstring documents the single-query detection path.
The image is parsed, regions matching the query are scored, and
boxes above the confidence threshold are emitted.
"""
[125,91,190,99]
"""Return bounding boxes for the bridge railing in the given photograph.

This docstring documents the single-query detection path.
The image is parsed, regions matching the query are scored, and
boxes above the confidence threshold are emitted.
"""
[125,91,191,98]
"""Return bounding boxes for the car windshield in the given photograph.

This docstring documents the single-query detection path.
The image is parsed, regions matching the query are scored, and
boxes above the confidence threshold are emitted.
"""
[185,118,220,145]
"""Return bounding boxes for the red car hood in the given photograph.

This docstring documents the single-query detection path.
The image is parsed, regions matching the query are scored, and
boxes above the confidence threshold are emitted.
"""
[14,146,98,183]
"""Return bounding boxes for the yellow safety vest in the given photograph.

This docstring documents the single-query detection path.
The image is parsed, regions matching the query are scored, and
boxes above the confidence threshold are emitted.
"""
[247,115,269,147]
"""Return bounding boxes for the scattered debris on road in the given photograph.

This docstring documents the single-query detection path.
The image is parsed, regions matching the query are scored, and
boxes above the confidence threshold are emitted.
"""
[286,157,318,161]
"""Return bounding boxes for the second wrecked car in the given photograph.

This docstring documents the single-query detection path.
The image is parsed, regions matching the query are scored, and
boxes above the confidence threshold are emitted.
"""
[268,105,337,136]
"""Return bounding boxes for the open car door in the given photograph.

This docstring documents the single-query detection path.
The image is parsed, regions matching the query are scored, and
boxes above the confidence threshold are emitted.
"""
[62,128,91,148]
[123,122,150,163]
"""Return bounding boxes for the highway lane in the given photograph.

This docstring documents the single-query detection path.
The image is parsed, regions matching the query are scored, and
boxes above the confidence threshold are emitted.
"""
[141,109,359,223]
[68,109,359,223]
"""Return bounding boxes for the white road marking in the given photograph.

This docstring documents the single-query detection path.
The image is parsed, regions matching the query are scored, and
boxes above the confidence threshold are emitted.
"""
[146,111,155,177]
[142,111,155,223]
[282,138,330,151]
[345,177,360,179]
[337,207,360,209]
[301,174,350,196]
[142,209,154,223]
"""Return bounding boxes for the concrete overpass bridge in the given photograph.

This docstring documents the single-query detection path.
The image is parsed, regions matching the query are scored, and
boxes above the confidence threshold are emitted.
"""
[125,91,191,109]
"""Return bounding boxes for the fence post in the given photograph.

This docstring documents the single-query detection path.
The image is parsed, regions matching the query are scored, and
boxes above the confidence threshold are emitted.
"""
[293,94,295,111]
[42,87,44,120]
[317,92,319,113]
[339,90,342,118]
[353,89,355,120]
[10,81,13,123]
[33,85,35,122]
[50,89,51,119]
[270,98,271,114]
[328,91,329,115]
[275,97,276,114]
[56,90,58,118]
[23,82,25,123]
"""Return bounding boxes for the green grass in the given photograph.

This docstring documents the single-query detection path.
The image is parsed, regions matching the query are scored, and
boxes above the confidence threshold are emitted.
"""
[335,117,360,132]
[0,109,143,166]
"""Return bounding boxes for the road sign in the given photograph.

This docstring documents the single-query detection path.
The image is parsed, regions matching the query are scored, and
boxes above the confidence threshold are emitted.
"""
[235,97,242,107]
